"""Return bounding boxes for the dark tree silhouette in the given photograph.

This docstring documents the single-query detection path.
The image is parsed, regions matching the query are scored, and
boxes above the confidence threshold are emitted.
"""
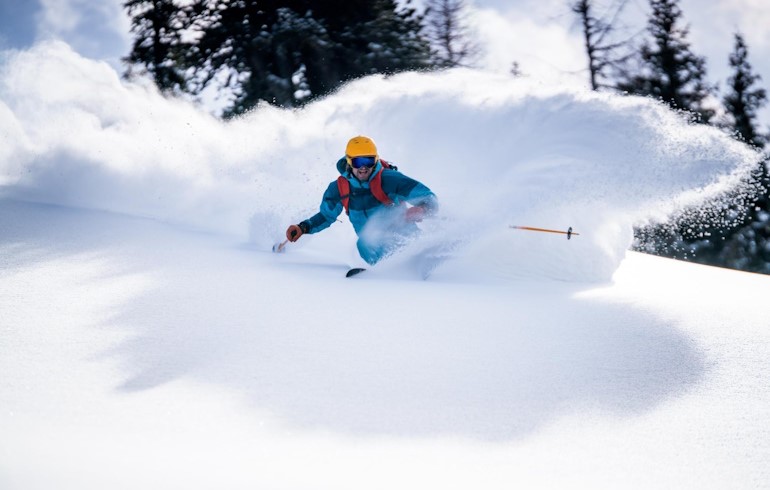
[424,0,479,68]
[570,0,630,90]
[723,32,768,149]
[616,0,714,122]
[123,0,188,94]
[123,0,434,115]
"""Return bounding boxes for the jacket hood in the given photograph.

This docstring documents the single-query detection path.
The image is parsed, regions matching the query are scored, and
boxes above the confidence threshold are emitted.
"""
[336,157,348,176]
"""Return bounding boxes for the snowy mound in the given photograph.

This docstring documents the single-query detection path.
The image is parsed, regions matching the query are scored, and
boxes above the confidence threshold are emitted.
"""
[0,41,762,281]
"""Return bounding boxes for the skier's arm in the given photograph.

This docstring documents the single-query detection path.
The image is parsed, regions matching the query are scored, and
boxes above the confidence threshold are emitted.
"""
[385,171,438,220]
[405,184,438,214]
[285,182,343,241]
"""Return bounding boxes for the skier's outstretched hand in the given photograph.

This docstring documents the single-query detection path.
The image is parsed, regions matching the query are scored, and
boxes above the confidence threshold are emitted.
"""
[286,224,304,242]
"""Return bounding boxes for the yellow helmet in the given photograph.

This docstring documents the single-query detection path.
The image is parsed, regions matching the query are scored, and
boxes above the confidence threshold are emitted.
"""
[345,135,379,166]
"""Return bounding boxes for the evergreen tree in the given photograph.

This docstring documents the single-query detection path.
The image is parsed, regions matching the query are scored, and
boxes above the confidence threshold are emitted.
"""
[633,163,764,272]
[570,0,630,91]
[123,0,188,94]
[715,157,770,273]
[723,33,768,149]
[713,32,770,272]
[616,0,714,122]
[178,0,432,116]
[327,0,433,77]
[424,0,479,68]
[638,34,770,274]
[189,2,334,114]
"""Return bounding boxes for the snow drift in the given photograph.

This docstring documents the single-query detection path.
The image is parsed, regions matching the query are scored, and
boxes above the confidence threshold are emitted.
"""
[0,41,762,281]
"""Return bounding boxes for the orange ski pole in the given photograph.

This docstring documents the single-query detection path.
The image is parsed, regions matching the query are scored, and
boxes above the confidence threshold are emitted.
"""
[509,225,580,240]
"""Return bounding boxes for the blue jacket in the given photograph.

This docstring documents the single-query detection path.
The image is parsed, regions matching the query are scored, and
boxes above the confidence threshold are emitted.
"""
[300,158,438,264]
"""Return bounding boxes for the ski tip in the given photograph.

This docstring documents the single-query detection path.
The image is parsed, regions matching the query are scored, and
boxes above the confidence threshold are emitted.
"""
[345,267,367,278]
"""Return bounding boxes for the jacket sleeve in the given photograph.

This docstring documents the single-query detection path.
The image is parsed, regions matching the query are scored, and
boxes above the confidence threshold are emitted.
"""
[386,171,439,215]
[300,181,344,234]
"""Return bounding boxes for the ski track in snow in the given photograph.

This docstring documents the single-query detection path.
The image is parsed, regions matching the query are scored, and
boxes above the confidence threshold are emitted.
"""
[1,41,769,489]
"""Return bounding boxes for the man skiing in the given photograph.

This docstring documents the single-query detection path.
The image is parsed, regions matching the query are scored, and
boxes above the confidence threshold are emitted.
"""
[285,135,438,265]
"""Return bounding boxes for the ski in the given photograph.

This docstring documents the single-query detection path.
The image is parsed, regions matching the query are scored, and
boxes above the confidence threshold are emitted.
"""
[345,267,367,278]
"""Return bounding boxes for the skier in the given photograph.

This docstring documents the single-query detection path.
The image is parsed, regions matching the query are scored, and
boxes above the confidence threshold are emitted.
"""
[285,135,438,265]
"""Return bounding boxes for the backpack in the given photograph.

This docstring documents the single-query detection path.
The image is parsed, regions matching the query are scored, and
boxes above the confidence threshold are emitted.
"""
[337,160,399,215]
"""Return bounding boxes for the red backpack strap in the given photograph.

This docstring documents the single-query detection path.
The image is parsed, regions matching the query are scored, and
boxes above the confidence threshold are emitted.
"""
[369,168,393,206]
[337,176,351,215]
[379,159,397,171]
[337,168,393,215]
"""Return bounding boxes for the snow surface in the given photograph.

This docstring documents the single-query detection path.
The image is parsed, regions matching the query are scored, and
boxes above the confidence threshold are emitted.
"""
[1,41,770,489]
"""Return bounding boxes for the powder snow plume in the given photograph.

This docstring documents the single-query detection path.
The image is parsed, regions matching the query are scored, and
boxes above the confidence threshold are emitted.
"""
[0,41,762,281]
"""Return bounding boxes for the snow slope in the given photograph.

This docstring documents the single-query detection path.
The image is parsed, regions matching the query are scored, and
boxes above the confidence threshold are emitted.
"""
[1,41,769,489]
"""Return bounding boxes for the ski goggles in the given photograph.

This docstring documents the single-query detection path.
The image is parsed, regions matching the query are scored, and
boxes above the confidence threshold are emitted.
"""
[347,155,378,169]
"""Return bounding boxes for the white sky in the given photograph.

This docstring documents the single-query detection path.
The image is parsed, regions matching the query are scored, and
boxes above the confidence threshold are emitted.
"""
[1,0,769,126]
